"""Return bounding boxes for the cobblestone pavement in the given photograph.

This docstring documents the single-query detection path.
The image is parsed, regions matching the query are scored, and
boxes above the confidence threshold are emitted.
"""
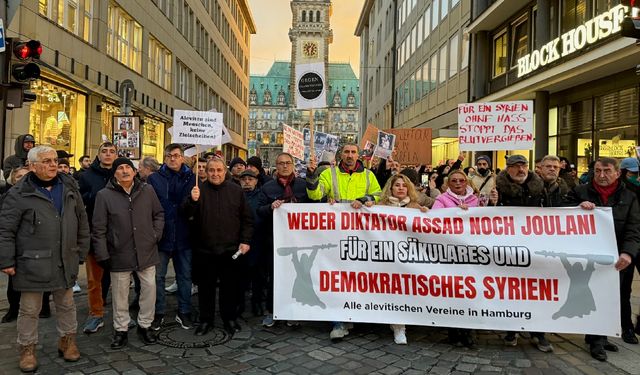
[0,270,639,375]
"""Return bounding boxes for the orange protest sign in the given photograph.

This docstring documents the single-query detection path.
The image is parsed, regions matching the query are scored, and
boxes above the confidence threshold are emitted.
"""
[387,128,432,165]
[360,124,379,150]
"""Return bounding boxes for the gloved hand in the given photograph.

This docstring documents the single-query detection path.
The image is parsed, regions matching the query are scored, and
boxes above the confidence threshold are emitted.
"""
[98,259,111,271]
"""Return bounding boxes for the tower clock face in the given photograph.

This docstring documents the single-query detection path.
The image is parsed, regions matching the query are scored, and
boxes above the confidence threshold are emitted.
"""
[303,41,318,58]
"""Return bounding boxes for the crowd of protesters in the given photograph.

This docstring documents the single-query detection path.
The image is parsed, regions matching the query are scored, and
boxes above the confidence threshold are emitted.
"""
[0,133,639,371]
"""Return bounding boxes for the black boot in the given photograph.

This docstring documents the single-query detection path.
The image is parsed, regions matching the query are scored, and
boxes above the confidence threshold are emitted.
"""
[137,327,157,345]
[1,309,18,323]
[110,331,128,349]
[635,317,640,335]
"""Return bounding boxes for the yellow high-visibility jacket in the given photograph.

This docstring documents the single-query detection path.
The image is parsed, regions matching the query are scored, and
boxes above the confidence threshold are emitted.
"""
[306,161,381,202]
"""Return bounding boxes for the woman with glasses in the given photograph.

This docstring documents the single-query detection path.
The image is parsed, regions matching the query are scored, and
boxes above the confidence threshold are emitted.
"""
[376,174,428,344]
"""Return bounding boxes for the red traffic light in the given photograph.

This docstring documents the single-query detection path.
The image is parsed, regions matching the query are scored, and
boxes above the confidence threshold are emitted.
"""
[13,40,42,60]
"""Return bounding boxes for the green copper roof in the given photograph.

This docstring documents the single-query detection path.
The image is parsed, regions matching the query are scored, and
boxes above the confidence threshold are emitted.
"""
[250,61,360,108]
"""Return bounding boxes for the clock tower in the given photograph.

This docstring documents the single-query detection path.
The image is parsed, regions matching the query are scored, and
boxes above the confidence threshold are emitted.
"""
[289,0,333,107]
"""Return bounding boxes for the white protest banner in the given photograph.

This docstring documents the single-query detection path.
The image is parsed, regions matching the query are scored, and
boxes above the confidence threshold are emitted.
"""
[273,204,620,336]
[172,110,223,146]
[458,101,534,151]
[296,62,326,109]
[283,124,305,160]
[209,108,233,145]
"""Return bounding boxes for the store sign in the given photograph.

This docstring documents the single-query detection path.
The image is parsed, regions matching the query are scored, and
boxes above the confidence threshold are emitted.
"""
[517,4,631,78]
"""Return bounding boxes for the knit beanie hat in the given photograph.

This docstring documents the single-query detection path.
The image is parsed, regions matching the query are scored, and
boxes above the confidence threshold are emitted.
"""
[112,157,135,171]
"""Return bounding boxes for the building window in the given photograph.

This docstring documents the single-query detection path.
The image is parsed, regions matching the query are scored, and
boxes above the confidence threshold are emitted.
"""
[176,61,192,103]
[432,0,439,31]
[438,45,447,83]
[424,5,431,39]
[429,53,437,91]
[561,0,587,33]
[302,10,306,21]
[493,30,508,77]
[422,62,429,96]
[107,3,142,73]
[195,77,206,110]
[461,36,469,70]
[410,26,416,56]
[417,16,424,47]
[452,0,460,7]
[58,0,78,34]
[83,0,93,42]
[441,0,448,21]
[29,79,86,160]
[148,37,172,91]
[511,16,529,68]
[449,34,458,77]
[415,67,422,99]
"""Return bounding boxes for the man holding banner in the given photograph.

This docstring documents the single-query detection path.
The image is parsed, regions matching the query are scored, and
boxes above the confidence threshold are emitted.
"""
[570,157,640,361]
[257,152,309,327]
[306,143,381,340]
[496,155,552,352]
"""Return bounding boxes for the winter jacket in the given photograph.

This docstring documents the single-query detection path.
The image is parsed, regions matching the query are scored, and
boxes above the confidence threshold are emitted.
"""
[432,186,479,209]
[147,164,195,253]
[378,196,423,209]
[568,181,640,259]
[307,161,381,203]
[496,170,545,207]
[543,177,572,207]
[78,157,113,225]
[256,175,309,252]
[0,173,90,292]
[182,180,253,255]
[3,134,33,179]
[257,175,309,219]
[92,179,164,272]
[470,171,496,196]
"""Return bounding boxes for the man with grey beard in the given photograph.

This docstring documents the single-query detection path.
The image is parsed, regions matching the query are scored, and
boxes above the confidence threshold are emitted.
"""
[495,154,550,351]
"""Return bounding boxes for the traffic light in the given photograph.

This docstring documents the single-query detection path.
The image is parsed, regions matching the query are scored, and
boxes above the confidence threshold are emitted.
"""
[10,39,41,83]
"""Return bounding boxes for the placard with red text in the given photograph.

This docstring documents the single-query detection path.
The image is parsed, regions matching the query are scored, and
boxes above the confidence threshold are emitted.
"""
[273,204,620,336]
[458,101,534,151]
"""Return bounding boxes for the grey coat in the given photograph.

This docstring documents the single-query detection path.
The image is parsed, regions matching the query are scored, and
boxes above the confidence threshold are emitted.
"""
[0,173,90,292]
[92,179,164,272]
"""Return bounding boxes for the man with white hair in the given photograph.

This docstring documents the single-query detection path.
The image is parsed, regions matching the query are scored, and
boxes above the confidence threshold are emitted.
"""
[0,146,90,372]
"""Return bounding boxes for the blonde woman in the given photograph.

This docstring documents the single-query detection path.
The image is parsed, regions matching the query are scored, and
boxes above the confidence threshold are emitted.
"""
[376,174,427,344]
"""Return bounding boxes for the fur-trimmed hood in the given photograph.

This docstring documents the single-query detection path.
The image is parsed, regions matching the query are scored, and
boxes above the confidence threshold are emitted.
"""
[496,170,545,207]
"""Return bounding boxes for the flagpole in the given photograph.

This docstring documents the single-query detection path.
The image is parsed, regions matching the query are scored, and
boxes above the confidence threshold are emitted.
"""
[309,108,315,162]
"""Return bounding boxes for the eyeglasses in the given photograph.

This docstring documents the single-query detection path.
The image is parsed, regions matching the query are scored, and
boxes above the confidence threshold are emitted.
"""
[36,158,58,165]
[277,161,293,166]
[165,153,182,160]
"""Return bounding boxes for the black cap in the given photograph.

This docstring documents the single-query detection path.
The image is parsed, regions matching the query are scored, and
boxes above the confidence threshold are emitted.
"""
[112,157,135,171]
[239,170,258,179]
[506,154,528,166]
[56,150,74,158]
[23,134,35,143]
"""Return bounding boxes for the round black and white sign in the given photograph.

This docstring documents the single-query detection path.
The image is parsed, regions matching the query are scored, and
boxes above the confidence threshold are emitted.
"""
[298,72,324,100]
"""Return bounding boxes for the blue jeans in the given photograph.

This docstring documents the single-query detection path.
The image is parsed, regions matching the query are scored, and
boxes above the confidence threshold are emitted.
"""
[156,249,192,315]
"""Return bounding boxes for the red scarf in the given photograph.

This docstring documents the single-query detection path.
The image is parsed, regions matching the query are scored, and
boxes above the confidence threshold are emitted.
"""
[339,161,360,175]
[277,173,297,203]
[593,179,618,205]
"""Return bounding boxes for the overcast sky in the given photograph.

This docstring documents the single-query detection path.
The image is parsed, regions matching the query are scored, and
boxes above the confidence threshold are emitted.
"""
[247,0,365,77]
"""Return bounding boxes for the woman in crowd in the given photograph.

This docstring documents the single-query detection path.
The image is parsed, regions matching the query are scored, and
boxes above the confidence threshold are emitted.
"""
[375,174,428,344]
[431,169,497,346]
